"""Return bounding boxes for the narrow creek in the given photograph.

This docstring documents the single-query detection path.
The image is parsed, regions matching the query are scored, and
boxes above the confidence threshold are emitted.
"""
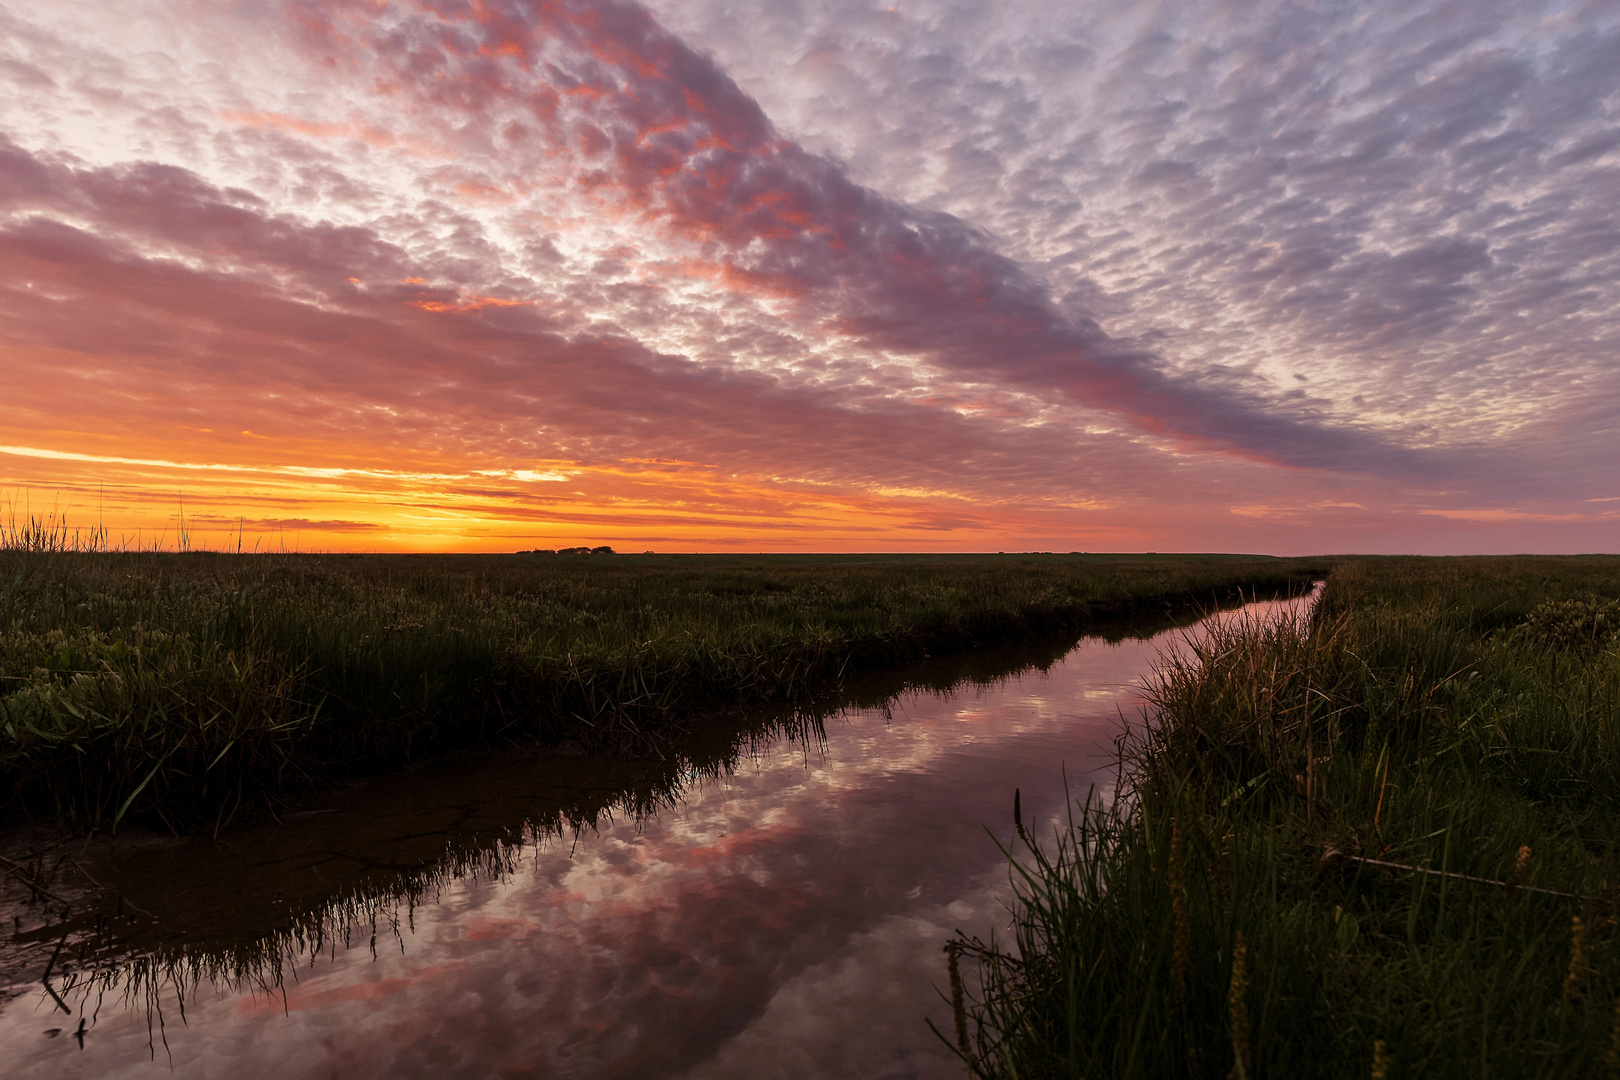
[0,590,1315,1078]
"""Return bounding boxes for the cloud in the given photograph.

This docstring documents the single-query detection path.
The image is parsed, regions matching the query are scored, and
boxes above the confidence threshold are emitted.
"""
[264,0,1444,477]
[646,0,1620,492]
[1,0,1617,551]
[0,133,1197,517]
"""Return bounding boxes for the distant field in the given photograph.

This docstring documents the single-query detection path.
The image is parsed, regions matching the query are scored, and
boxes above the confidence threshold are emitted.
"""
[0,551,1321,829]
[956,556,1620,1078]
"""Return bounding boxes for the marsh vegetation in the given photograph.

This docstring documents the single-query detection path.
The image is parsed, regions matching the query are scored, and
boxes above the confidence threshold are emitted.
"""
[0,602,1274,1073]
[0,549,1319,829]
[953,557,1620,1078]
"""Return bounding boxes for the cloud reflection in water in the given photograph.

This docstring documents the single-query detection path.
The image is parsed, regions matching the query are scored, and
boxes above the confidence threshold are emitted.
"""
[1,597,1313,1078]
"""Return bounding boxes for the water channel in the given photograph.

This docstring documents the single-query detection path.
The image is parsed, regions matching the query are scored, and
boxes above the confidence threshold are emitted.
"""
[0,591,1314,1078]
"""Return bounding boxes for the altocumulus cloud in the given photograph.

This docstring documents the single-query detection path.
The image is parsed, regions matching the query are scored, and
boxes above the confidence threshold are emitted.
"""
[650,0,1620,493]
[1,0,1617,550]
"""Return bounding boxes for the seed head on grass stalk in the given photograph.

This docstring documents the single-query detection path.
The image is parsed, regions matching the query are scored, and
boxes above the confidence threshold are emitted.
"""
[1228,930,1251,1080]
[1566,914,1588,1000]
[1170,822,1190,1004]
[944,941,969,1058]
[1371,1039,1389,1080]
[1510,844,1532,890]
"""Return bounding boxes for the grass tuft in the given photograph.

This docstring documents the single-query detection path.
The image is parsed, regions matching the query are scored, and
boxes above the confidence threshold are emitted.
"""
[952,556,1620,1078]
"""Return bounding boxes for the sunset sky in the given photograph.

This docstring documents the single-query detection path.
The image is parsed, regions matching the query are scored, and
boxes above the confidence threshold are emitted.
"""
[2,0,1617,553]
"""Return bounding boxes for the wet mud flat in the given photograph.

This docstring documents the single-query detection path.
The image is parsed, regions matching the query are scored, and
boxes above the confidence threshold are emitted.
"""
[0,595,1311,1078]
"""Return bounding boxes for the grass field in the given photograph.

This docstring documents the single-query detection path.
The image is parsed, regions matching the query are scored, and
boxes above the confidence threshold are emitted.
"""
[952,556,1620,1078]
[0,550,1321,829]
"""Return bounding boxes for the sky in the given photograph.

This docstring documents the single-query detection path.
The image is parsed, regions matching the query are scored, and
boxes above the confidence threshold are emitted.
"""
[1,0,1617,554]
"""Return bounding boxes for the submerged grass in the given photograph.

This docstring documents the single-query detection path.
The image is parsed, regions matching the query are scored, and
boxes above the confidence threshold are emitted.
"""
[953,556,1620,1078]
[0,550,1319,828]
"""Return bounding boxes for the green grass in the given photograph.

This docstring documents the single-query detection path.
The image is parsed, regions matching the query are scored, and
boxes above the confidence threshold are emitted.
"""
[952,556,1620,1078]
[0,550,1320,829]
[5,610,1230,1034]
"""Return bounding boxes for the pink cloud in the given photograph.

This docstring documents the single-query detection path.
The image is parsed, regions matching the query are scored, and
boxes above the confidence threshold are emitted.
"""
[261,0,1444,481]
[1,0,1614,552]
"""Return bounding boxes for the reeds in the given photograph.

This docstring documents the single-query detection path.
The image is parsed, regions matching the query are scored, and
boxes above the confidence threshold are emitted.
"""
[0,550,1319,827]
[0,498,108,554]
[950,555,1620,1078]
[11,607,1161,1045]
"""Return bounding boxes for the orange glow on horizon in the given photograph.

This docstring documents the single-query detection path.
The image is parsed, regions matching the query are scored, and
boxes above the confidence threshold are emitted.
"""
[0,441,1161,554]
[4,1,1616,559]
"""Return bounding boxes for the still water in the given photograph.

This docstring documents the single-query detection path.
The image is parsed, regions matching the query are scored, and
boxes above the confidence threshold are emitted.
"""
[0,593,1311,1078]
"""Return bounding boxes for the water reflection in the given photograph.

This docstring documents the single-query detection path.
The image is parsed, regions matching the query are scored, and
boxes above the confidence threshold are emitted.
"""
[0,591,1315,1078]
